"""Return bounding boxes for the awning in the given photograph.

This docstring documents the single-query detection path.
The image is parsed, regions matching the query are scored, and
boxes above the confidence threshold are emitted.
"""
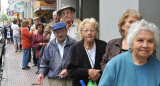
[37,0,56,1]
[34,6,56,12]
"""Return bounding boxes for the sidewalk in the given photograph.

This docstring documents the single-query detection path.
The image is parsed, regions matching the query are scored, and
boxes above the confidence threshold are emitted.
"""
[1,44,49,86]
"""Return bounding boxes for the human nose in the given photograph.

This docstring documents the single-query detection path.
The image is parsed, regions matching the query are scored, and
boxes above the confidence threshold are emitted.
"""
[87,30,92,34]
[142,41,148,48]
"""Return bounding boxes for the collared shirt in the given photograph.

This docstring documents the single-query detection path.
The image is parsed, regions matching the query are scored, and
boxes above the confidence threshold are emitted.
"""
[85,41,96,68]
[56,37,67,59]
[50,21,57,42]
[67,19,80,41]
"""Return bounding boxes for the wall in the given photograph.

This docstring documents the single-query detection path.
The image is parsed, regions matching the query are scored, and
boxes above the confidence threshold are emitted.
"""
[139,0,160,57]
[99,0,139,42]
[81,0,99,21]
[24,2,32,18]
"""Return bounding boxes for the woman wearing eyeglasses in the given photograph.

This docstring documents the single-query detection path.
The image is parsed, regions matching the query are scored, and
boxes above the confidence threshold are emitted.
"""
[67,18,107,86]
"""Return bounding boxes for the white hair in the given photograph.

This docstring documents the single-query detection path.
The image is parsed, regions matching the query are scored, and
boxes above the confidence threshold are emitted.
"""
[127,19,160,49]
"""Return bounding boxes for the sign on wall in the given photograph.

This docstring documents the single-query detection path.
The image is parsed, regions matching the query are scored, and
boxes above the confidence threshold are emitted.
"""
[14,2,24,13]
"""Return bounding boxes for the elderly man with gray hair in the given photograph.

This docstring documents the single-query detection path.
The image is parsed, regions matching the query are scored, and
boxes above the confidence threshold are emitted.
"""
[99,19,160,86]
[43,11,60,41]
[37,22,77,86]
[57,4,81,41]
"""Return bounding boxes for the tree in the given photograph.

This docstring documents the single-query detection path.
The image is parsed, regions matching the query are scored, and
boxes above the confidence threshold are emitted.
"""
[1,13,8,21]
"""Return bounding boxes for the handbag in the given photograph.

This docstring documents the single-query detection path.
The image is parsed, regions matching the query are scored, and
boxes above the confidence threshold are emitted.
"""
[87,80,97,86]
[7,31,11,38]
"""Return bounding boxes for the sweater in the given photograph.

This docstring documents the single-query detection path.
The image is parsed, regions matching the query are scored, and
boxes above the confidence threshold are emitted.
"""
[21,27,33,49]
[99,51,160,86]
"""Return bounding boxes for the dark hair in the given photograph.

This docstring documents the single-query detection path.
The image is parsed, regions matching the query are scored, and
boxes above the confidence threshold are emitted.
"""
[39,16,46,23]
[36,23,44,30]
[13,19,18,24]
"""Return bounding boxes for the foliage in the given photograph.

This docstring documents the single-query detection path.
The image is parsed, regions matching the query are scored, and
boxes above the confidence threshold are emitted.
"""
[0,13,8,21]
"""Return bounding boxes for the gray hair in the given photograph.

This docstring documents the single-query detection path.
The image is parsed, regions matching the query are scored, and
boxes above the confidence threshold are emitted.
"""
[127,19,160,49]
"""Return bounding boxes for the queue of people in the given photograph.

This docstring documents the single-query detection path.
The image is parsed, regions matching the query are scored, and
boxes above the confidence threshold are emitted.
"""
[35,5,160,86]
[3,4,160,86]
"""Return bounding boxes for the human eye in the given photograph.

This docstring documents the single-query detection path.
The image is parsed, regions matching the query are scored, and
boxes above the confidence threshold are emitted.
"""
[66,11,70,14]
[128,20,133,24]
[137,39,143,42]
[148,39,154,43]
[84,30,88,33]
[91,29,95,32]
[62,12,65,16]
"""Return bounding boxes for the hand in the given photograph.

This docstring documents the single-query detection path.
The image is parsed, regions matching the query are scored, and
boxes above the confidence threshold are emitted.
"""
[88,69,101,81]
[36,74,44,85]
[39,43,43,46]
[59,69,68,78]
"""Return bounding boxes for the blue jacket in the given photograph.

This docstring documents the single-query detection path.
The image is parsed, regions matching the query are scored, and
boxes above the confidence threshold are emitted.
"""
[99,51,160,86]
[39,35,77,79]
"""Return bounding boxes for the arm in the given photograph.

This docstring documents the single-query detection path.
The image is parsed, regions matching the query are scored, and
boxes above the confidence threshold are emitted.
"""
[59,69,68,78]
[43,25,52,41]
[22,28,33,37]
[36,73,44,85]
[100,41,112,71]
[32,34,44,48]
[38,44,50,76]
[99,60,115,86]
[67,44,89,80]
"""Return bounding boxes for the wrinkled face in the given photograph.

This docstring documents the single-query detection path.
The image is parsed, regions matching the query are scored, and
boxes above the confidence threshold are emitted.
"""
[53,28,67,44]
[53,12,60,22]
[82,23,97,43]
[34,19,39,25]
[61,9,74,24]
[131,30,155,59]
[28,19,32,24]
[122,16,138,36]
[37,25,43,32]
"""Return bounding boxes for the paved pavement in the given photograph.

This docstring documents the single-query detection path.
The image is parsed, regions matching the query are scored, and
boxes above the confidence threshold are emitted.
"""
[1,44,49,86]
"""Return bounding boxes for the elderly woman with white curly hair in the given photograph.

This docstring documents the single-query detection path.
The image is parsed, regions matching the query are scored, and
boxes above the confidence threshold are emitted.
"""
[98,19,160,86]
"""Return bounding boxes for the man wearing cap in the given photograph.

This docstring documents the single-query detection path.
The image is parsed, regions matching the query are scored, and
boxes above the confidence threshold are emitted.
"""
[37,22,77,86]
[30,17,40,67]
[57,4,81,41]
[31,17,39,34]
[43,11,60,41]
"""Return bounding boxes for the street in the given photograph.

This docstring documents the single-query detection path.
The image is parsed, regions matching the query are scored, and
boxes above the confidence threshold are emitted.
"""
[1,44,49,86]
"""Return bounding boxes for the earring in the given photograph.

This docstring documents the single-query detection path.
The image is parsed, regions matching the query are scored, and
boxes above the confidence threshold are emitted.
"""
[129,48,132,52]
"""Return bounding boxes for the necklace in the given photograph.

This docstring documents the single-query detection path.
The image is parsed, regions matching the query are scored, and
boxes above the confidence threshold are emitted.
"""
[84,42,96,69]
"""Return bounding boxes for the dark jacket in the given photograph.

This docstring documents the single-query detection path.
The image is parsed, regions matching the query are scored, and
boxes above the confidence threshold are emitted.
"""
[4,25,13,39]
[100,38,124,71]
[67,39,107,86]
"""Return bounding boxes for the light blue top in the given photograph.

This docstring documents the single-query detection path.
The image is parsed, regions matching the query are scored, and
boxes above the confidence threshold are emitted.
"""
[135,62,148,86]
[99,51,160,86]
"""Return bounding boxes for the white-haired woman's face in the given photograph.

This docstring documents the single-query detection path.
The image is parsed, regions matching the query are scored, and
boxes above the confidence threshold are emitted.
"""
[122,16,138,37]
[82,23,96,43]
[131,30,155,59]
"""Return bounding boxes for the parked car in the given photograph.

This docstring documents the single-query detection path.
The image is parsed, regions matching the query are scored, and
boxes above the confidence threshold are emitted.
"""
[0,26,5,65]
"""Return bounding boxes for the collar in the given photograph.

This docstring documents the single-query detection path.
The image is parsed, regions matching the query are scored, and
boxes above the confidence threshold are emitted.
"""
[56,36,67,46]
[113,38,123,47]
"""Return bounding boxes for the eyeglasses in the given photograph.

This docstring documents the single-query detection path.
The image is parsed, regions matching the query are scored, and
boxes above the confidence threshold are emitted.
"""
[54,30,66,35]
[83,29,96,33]
[61,10,72,16]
